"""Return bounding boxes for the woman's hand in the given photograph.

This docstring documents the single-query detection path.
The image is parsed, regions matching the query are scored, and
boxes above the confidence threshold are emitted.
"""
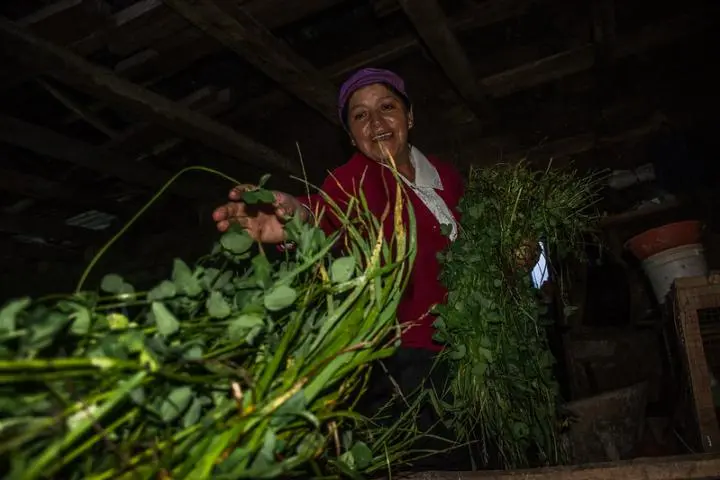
[212,184,306,244]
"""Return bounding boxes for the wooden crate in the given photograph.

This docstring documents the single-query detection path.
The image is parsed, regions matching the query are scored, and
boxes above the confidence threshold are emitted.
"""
[563,327,663,402]
[669,274,720,453]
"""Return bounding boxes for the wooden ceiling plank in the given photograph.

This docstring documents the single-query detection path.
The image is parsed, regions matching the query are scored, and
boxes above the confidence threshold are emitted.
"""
[443,112,665,166]
[480,11,714,97]
[102,5,710,163]
[0,0,347,93]
[0,17,297,175]
[103,0,535,155]
[397,0,494,121]
[37,78,120,139]
[61,0,537,133]
[0,168,73,199]
[0,113,217,200]
[17,0,84,26]
[165,0,339,125]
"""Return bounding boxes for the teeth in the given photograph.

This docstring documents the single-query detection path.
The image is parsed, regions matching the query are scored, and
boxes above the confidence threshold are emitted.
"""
[373,132,392,142]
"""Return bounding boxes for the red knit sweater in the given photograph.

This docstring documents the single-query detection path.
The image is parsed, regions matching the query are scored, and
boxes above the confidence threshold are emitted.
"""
[301,152,463,351]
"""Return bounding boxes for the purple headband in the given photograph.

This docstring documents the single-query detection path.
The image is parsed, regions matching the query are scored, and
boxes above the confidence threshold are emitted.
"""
[337,68,410,127]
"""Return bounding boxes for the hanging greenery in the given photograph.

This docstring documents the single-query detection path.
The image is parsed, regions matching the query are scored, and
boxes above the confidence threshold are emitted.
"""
[0,170,418,480]
[434,162,602,469]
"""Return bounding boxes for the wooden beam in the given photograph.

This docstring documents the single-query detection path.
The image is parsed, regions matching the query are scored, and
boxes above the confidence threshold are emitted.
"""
[396,0,494,121]
[480,11,713,97]
[0,17,298,175]
[0,168,73,199]
[60,0,536,136]
[104,6,710,166]
[165,0,338,125]
[0,114,217,200]
[591,0,616,46]
[0,0,348,92]
[112,0,537,157]
[439,112,664,167]
[37,78,120,139]
[397,453,720,480]
[61,0,535,131]
[0,211,101,243]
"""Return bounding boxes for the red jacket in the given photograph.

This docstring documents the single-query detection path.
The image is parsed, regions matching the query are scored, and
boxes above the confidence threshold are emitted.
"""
[301,151,463,351]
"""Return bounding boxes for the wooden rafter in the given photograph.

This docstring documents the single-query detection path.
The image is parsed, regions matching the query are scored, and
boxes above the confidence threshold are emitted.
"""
[55,0,535,129]
[442,112,665,167]
[479,11,714,97]
[37,78,120,139]
[0,113,216,200]
[102,0,538,156]
[396,0,494,121]
[117,7,712,162]
[591,0,617,46]
[166,0,339,125]
[0,0,348,92]
[0,17,298,175]
[0,211,100,243]
[0,168,73,200]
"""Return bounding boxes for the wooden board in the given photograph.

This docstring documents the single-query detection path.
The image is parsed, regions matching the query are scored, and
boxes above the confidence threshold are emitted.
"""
[395,453,720,479]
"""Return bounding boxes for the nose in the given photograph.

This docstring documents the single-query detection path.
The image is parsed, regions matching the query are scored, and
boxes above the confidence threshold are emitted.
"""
[369,111,386,132]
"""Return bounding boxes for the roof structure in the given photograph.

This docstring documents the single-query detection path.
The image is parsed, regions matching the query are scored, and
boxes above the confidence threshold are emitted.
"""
[0,0,717,295]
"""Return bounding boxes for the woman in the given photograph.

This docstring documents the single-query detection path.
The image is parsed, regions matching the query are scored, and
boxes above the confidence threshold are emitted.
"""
[213,68,471,468]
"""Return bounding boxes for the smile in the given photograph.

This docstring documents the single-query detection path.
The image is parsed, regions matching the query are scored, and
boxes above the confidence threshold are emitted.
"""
[372,132,393,142]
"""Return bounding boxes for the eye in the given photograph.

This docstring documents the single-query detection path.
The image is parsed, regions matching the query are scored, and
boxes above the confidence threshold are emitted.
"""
[381,102,396,111]
[353,111,368,121]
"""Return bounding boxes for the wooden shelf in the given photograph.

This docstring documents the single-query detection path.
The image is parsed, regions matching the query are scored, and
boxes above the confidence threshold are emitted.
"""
[600,198,681,228]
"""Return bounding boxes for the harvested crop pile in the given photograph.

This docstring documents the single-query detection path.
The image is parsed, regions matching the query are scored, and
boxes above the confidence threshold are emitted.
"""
[0,173,416,480]
[434,162,601,469]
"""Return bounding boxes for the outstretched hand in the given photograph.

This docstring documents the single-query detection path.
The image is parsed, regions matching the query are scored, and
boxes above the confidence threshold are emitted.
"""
[212,184,305,244]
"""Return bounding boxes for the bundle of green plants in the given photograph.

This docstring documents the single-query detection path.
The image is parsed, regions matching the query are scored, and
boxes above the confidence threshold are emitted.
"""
[0,169,418,480]
[434,162,601,469]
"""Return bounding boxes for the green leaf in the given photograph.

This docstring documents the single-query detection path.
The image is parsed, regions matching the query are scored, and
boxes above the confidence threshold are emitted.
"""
[107,313,129,330]
[252,254,272,289]
[172,259,202,297]
[257,173,271,188]
[228,314,264,340]
[69,305,92,334]
[182,397,203,428]
[330,256,355,284]
[206,291,231,319]
[152,302,180,336]
[264,285,297,311]
[242,188,275,205]
[220,230,254,255]
[448,344,466,360]
[160,386,193,423]
[0,297,30,332]
[350,441,373,470]
[100,274,124,293]
[147,280,177,301]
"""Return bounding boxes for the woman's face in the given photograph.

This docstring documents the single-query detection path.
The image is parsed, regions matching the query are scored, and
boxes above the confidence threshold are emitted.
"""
[346,83,413,165]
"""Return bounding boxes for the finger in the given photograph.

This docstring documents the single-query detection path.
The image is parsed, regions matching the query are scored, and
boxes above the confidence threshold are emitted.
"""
[229,184,256,201]
[212,205,230,222]
[273,192,298,217]
[216,219,230,232]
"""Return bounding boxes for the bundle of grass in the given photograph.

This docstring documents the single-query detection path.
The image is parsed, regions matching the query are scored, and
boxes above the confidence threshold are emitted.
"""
[434,161,602,469]
[0,169,417,480]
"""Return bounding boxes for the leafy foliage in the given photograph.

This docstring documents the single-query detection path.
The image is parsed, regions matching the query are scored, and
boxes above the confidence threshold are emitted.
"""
[0,174,417,480]
[435,162,601,469]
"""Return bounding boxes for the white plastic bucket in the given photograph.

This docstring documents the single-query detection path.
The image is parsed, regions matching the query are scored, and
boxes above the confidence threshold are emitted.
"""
[640,243,708,303]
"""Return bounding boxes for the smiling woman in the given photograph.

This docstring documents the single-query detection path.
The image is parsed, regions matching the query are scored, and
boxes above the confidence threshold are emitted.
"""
[212,68,471,469]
